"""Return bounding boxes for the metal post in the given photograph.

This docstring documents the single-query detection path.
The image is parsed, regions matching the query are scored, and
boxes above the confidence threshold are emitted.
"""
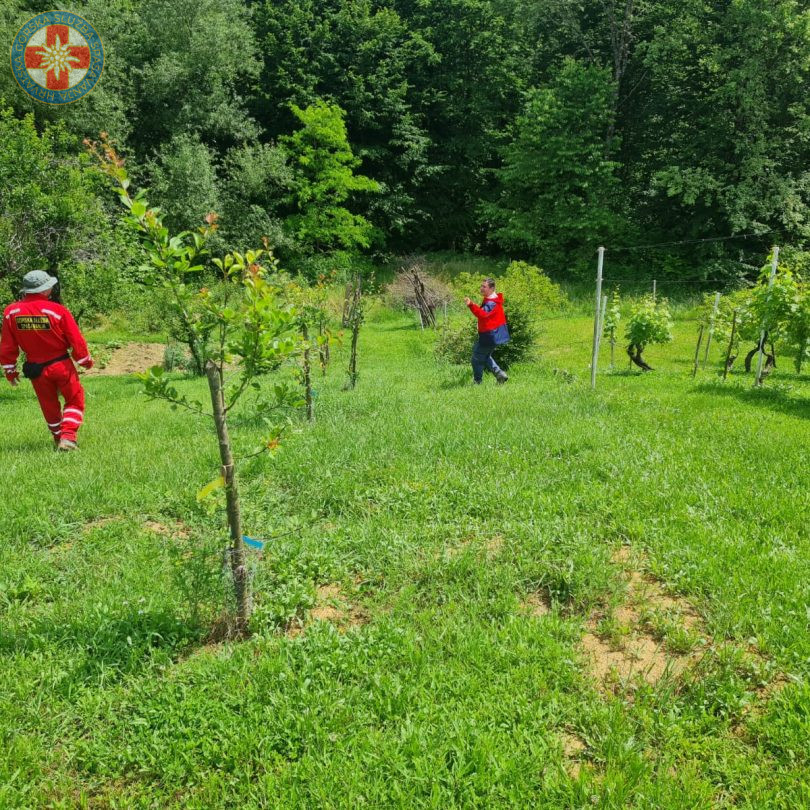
[596,294,608,357]
[652,279,657,301]
[755,247,779,386]
[590,247,605,389]
[702,292,721,367]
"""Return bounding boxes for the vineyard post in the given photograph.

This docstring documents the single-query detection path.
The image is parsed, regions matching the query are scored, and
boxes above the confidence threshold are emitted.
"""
[755,247,779,387]
[590,246,605,389]
[596,294,607,358]
[702,292,721,367]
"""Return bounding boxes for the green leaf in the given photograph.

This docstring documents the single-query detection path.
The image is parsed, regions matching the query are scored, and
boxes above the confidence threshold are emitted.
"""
[196,475,225,502]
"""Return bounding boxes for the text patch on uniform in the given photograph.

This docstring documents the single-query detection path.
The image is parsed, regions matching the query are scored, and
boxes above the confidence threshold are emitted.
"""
[15,315,51,330]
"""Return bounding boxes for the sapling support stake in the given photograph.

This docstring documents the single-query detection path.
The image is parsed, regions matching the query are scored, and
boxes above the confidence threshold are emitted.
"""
[702,292,721,367]
[755,247,779,387]
[590,246,605,389]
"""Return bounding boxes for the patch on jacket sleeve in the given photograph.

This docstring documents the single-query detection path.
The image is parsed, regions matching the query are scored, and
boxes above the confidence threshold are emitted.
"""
[15,315,51,330]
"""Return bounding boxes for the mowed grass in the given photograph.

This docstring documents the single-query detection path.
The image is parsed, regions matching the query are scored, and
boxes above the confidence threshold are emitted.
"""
[1,303,809,808]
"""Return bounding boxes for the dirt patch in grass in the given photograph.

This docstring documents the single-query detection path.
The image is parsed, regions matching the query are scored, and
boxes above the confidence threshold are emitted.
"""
[444,534,505,561]
[143,519,191,539]
[81,516,121,532]
[561,731,587,779]
[581,546,706,693]
[85,343,165,376]
[287,583,369,638]
[522,590,551,617]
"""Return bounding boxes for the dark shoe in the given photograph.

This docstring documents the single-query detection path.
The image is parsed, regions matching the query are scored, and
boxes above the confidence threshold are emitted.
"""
[495,371,509,384]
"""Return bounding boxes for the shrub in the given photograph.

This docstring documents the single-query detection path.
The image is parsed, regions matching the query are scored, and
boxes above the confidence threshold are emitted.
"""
[434,297,536,369]
[436,260,564,367]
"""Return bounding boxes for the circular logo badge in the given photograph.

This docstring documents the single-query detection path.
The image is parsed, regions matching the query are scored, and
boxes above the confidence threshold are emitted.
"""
[10,11,103,105]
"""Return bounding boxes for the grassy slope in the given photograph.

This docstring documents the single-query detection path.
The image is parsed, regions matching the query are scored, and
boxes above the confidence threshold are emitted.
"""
[1,306,808,808]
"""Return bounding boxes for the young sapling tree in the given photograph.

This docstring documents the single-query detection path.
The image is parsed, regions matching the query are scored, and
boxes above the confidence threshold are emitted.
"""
[89,137,301,636]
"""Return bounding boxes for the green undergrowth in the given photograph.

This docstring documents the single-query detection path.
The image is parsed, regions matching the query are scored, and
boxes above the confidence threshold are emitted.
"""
[0,306,808,807]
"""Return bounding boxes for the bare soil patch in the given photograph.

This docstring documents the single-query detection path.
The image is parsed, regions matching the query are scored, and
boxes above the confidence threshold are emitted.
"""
[86,343,165,376]
[143,519,191,539]
[561,731,587,779]
[444,534,505,561]
[287,583,368,637]
[522,590,551,617]
[582,546,706,693]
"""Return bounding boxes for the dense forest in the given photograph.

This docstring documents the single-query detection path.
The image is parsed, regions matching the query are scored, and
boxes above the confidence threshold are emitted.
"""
[2,0,809,305]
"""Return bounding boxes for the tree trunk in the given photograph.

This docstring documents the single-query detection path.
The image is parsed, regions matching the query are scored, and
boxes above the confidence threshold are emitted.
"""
[205,359,249,636]
[745,332,773,373]
[318,315,330,375]
[627,342,653,371]
[347,314,360,389]
[302,322,313,422]
[345,274,362,389]
[341,282,353,328]
[605,0,635,144]
[723,310,738,380]
[692,324,704,378]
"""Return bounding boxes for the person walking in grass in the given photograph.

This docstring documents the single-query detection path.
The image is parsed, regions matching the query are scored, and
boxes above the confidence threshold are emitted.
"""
[1,270,94,451]
[464,277,510,385]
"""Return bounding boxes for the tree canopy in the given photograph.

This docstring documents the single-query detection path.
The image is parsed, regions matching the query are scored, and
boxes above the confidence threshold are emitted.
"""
[1,0,808,281]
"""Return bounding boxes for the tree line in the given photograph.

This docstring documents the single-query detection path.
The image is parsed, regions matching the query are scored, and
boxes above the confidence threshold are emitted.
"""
[1,0,809,289]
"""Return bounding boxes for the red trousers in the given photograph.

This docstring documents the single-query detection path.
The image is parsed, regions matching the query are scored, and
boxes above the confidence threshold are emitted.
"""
[30,359,85,442]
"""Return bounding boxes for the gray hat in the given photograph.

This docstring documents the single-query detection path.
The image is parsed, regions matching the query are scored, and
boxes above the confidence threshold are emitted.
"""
[21,270,58,294]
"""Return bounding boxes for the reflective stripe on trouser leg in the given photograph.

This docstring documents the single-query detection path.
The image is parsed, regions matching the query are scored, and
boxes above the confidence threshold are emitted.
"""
[36,362,86,443]
[30,374,63,438]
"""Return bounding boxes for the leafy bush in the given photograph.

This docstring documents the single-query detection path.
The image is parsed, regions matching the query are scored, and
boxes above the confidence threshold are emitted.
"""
[436,260,564,367]
[434,296,536,369]
[0,106,133,318]
[452,260,565,314]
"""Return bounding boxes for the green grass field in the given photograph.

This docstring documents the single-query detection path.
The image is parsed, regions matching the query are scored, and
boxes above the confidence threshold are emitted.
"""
[1,303,809,808]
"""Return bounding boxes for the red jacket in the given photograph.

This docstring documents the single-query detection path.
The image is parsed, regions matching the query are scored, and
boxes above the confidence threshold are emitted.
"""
[1,294,91,380]
[467,292,508,333]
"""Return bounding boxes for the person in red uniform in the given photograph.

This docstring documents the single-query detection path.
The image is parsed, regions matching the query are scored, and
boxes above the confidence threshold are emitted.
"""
[464,277,510,385]
[1,271,93,451]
